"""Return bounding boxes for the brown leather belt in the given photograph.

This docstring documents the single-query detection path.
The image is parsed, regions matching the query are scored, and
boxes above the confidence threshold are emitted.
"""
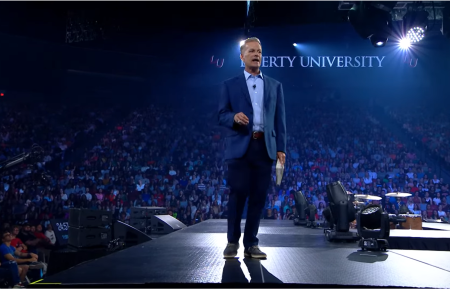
[252,131,264,139]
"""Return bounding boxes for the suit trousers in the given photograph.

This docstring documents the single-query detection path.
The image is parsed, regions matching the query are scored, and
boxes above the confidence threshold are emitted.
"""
[226,137,273,248]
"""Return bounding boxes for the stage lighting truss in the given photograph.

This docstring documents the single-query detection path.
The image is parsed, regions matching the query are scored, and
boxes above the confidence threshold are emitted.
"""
[339,2,444,21]
[347,2,396,47]
[348,2,441,47]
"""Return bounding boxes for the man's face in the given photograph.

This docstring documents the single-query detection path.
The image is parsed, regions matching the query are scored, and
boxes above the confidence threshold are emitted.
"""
[240,41,262,70]
[2,232,11,243]
[24,225,31,232]
[12,228,19,236]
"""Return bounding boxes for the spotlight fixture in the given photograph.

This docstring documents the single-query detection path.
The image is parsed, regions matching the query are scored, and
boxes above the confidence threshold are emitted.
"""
[356,204,390,251]
[323,181,359,242]
[370,35,388,47]
[403,10,429,43]
[360,205,382,230]
[293,191,307,226]
[293,43,297,46]
[348,1,396,47]
[306,204,317,228]
[406,26,425,43]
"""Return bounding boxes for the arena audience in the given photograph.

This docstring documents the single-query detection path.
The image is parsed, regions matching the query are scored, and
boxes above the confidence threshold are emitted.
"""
[387,105,450,170]
[1,100,450,285]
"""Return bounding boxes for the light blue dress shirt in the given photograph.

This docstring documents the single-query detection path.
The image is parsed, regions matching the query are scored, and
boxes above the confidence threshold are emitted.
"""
[243,70,264,132]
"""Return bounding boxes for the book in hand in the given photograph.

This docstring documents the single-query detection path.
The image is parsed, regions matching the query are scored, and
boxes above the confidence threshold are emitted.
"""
[276,159,284,186]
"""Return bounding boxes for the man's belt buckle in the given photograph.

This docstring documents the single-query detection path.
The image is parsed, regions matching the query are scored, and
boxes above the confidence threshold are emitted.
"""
[252,131,259,139]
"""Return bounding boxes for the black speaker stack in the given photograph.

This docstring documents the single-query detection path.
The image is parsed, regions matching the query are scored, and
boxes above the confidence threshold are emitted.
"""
[129,206,167,234]
[68,208,113,248]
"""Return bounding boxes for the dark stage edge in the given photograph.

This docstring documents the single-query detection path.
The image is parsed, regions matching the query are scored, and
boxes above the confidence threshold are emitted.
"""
[32,220,450,288]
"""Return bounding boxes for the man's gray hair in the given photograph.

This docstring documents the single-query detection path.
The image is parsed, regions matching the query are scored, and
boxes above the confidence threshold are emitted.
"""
[240,37,261,54]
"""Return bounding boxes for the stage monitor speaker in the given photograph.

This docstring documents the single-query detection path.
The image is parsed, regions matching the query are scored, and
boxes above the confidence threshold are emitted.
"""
[69,208,112,228]
[150,215,187,234]
[130,207,167,219]
[113,220,152,247]
[129,218,151,230]
[68,226,111,248]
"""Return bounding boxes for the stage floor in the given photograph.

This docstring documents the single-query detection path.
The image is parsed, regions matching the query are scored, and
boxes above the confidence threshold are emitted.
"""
[33,220,450,288]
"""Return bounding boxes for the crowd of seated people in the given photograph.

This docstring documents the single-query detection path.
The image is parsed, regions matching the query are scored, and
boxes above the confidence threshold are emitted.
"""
[0,101,449,284]
[0,222,56,288]
[2,103,449,228]
[386,105,450,170]
[39,104,230,225]
[1,101,450,286]
[265,106,450,222]
[7,102,450,226]
[0,102,117,287]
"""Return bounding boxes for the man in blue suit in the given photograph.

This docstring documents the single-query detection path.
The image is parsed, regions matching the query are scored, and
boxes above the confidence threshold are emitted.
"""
[218,37,286,259]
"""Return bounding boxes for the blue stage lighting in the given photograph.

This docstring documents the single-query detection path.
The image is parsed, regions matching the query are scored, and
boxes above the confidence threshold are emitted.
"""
[399,38,411,49]
[293,43,297,46]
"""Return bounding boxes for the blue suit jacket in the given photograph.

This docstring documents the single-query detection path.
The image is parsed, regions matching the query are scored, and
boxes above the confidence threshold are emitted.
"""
[218,73,287,161]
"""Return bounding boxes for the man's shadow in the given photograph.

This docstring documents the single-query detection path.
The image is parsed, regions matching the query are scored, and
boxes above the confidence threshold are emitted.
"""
[221,258,283,284]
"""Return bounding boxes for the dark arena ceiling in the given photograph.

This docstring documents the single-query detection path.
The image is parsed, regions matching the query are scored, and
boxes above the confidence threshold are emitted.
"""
[0,1,445,55]
[0,2,349,41]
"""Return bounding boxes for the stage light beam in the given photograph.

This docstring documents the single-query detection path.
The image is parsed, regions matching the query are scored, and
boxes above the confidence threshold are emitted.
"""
[240,40,245,47]
[293,43,297,46]
[399,38,411,49]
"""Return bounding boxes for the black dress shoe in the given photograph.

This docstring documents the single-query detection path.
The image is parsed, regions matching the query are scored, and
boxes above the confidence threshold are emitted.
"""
[223,243,240,258]
[244,246,267,259]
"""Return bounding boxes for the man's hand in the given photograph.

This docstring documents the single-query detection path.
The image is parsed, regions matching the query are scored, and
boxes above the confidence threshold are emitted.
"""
[30,253,38,260]
[277,152,286,166]
[234,112,249,126]
[29,257,38,263]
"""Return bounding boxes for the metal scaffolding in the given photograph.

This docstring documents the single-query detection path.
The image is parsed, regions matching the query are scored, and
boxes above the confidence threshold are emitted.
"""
[338,1,445,21]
